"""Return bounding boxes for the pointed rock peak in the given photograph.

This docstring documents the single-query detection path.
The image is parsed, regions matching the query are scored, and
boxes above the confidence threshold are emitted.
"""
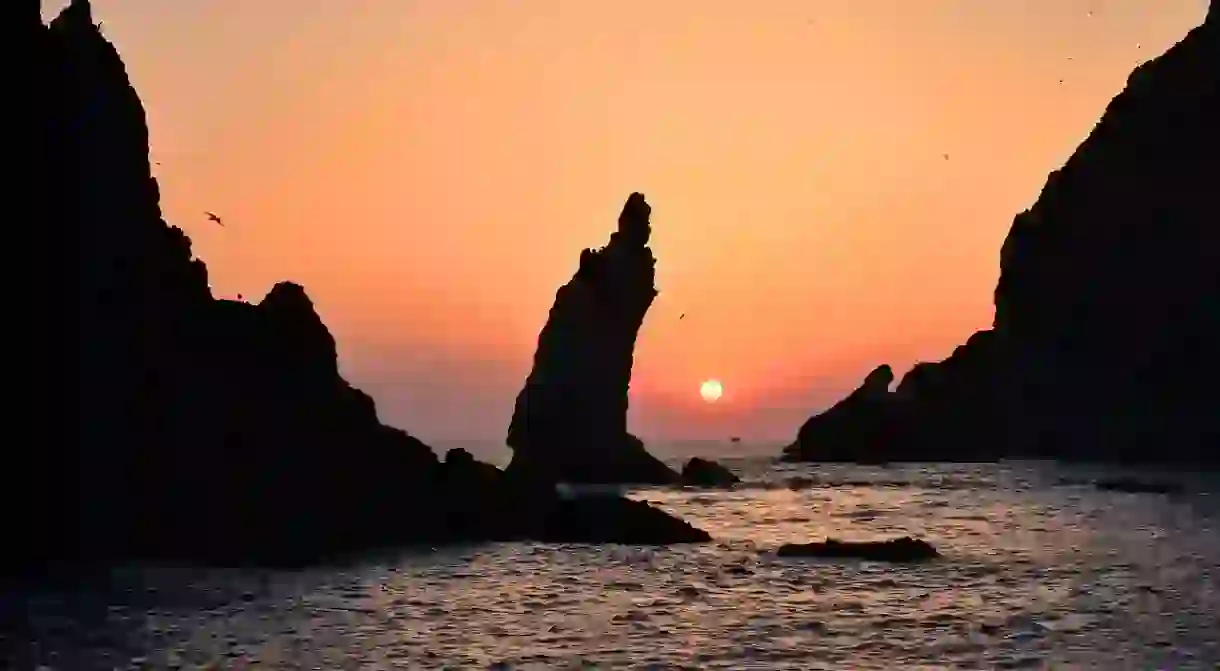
[50,0,94,32]
[1208,0,1216,25]
[617,192,652,245]
[864,365,895,390]
[260,282,317,315]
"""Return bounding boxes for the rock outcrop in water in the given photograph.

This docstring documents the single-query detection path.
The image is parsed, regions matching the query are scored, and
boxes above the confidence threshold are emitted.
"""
[507,194,679,485]
[13,0,708,570]
[775,537,939,563]
[680,458,741,488]
[785,9,1220,465]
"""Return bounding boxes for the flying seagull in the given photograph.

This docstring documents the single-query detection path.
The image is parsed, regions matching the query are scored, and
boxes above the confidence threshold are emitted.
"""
[679,313,686,320]
[204,211,224,227]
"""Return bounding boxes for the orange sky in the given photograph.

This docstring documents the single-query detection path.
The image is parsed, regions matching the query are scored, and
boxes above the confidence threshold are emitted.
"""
[49,1,1207,444]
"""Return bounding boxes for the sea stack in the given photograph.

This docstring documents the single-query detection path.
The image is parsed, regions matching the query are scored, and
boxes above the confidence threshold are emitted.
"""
[507,194,679,485]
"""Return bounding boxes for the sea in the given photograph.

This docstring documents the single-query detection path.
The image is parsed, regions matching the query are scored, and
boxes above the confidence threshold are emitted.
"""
[5,442,1220,670]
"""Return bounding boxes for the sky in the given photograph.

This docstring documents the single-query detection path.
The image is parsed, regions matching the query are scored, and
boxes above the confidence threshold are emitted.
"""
[46,0,1207,449]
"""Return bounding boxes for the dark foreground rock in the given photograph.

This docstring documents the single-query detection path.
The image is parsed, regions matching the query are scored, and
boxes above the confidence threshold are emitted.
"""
[12,0,706,571]
[529,496,710,545]
[680,458,741,488]
[506,193,679,486]
[775,537,940,563]
[785,9,1220,465]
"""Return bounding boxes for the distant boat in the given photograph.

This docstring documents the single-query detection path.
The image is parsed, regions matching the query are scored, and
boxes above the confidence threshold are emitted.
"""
[729,436,741,443]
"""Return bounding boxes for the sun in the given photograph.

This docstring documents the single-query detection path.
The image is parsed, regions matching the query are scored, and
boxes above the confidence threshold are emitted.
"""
[699,379,723,402]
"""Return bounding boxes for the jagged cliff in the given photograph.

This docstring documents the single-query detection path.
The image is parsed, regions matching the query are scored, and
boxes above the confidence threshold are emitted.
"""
[990,9,1219,461]
[785,10,1219,464]
[14,0,707,569]
[507,193,679,485]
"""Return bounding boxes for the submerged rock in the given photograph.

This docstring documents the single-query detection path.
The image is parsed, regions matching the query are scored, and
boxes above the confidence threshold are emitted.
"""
[506,193,678,486]
[775,537,939,563]
[680,457,740,488]
[1093,479,1184,495]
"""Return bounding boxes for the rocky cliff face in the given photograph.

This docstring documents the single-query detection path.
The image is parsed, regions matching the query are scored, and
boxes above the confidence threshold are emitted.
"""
[14,0,707,569]
[786,11,1219,464]
[507,194,678,485]
[991,12,1219,461]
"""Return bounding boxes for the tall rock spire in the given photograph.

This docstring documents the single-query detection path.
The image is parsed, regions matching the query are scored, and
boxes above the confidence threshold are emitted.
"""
[506,193,677,486]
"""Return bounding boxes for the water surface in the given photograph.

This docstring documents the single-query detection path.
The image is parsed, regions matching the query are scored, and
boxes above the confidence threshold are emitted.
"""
[6,460,1219,669]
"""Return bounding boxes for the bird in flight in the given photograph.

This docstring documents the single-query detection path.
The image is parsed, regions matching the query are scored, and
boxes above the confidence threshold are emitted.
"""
[679,313,686,320]
[204,211,224,227]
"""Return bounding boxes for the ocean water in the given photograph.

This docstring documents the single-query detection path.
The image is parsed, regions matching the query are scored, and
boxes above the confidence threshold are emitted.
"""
[6,456,1220,670]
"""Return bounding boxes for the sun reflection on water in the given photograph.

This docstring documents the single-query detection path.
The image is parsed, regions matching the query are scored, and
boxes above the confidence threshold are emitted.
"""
[7,461,1220,670]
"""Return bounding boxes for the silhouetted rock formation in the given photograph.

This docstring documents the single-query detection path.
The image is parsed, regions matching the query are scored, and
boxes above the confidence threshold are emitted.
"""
[528,496,709,544]
[786,11,1219,465]
[775,537,939,563]
[989,11,1220,462]
[782,365,895,462]
[507,194,679,485]
[680,458,740,488]
[16,0,707,570]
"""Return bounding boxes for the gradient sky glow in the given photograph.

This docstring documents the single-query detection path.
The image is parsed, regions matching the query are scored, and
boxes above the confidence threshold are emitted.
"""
[47,1,1207,446]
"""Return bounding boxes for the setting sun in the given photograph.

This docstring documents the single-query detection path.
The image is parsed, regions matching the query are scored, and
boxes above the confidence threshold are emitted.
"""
[27,1,1216,667]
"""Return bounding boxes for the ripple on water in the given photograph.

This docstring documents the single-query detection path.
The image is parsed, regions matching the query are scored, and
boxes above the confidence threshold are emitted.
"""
[5,462,1220,669]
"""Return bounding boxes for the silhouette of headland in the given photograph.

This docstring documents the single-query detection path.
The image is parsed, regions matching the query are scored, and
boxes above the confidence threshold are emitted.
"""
[782,365,895,464]
[506,193,680,485]
[10,0,709,573]
[784,9,1219,465]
